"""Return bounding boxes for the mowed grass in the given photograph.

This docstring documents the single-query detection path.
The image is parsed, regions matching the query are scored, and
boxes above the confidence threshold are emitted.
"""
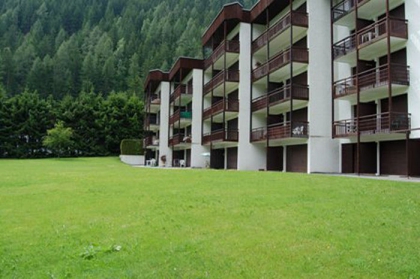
[0,158,419,278]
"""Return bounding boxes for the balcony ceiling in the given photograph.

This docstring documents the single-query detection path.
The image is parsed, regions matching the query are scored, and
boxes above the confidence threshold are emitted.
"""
[359,37,407,61]
[251,0,288,24]
[358,0,405,20]
[212,52,240,71]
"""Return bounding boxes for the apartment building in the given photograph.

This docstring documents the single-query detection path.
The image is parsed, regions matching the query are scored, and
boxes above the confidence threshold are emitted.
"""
[143,0,420,175]
[332,0,420,176]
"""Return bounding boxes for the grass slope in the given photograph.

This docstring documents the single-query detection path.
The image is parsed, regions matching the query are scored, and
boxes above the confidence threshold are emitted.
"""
[0,157,419,278]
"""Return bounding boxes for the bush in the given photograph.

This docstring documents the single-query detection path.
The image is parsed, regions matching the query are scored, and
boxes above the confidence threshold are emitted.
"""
[120,139,143,155]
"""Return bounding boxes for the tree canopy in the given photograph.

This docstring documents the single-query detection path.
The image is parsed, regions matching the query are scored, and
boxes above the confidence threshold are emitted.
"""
[0,0,258,98]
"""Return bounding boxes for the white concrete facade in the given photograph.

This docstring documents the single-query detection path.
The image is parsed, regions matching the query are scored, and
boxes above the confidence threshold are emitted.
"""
[190,69,209,168]
[158,81,171,167]
[143,0,419,175]
[307,0,339,173]
[406,0,420,139]
[238,22,266,171]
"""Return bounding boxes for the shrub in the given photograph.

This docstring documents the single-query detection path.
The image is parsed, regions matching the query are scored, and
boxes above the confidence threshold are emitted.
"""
[120,139,143,155]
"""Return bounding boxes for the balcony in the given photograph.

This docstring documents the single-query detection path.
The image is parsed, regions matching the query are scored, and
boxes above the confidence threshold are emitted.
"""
[332,0,405,27]
[333,17,408,63]
[204,70,239,96]
[357,17,407,60]
[333,34,357,63]
[202,129,239,145]
[203,99,239,122]
[170,85,193,105]
[333,63,409,103]
[146,94,161,114]
[204,40,240,70]
[252,84,309,114]
[144,115,160,131]
[169,133,191,147]
[333,112,411,138]
[251,121,309,143]
[144,135,159,149]
[169,110,192,127]
[253,11,308,55]
[252,47,308,82]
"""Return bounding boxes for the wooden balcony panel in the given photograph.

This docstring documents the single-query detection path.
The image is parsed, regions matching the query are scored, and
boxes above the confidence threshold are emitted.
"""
[204,40,240,69]
[144,135,159,147]
[169,134,184,146]
[358,63,409,90]
[252,84,309,112]
[333,63,409,98]
[252,11,308,53]
[358,17,408,47]
[251,121,309,142]
[169,110,180,125]
[252,47,308,82]
[203,107,213,120]
[170,85,187,103]
[202,129,239,144]
[169,110,193,125]
[333,34,356,60]
[204,70,240,94]
[204,99,239,120]
[251,127,267,142]
[333,112,411,137]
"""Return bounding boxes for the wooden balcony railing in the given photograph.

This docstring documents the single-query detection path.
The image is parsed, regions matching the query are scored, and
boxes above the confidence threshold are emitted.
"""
[333,112,411,137]
[204,40,240,69]
[252,84,309,111]
[203,99,239,120]
[251,121,309,142]
[204,70,240,94]
[169,110,192,125]
[202,129,239,144]
[169,133,188,146]
[357,17,408,47]
[144,135,159,147]
[252,47,308,81]
[333,63,410,98]
[170,85,187,103]
[333,34,356,60]
[252,11,308,53]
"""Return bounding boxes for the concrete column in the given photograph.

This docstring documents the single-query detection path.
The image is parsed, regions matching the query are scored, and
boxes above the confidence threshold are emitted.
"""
[406,1,420,138]
[159,81,172,166]
[307,0,340,173]
[237,22,266,170]
[190,69,209,168]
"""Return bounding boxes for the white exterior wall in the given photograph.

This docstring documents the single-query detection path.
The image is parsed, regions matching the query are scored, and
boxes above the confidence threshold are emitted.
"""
[406,1,420,138]
[190,69,209,168]
[238,22,266,171]
[306,0,339,173]
[158,81,172,167]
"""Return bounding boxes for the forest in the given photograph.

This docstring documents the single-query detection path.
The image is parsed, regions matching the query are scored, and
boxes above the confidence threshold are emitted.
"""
[0,0,257,98]
[0,0,257,158]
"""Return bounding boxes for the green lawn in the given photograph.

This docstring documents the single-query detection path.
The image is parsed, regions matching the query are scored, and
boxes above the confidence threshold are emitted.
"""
[0,157,419,278]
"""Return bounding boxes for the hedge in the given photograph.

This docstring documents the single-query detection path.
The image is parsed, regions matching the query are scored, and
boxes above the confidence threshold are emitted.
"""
[120,139,144,155]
